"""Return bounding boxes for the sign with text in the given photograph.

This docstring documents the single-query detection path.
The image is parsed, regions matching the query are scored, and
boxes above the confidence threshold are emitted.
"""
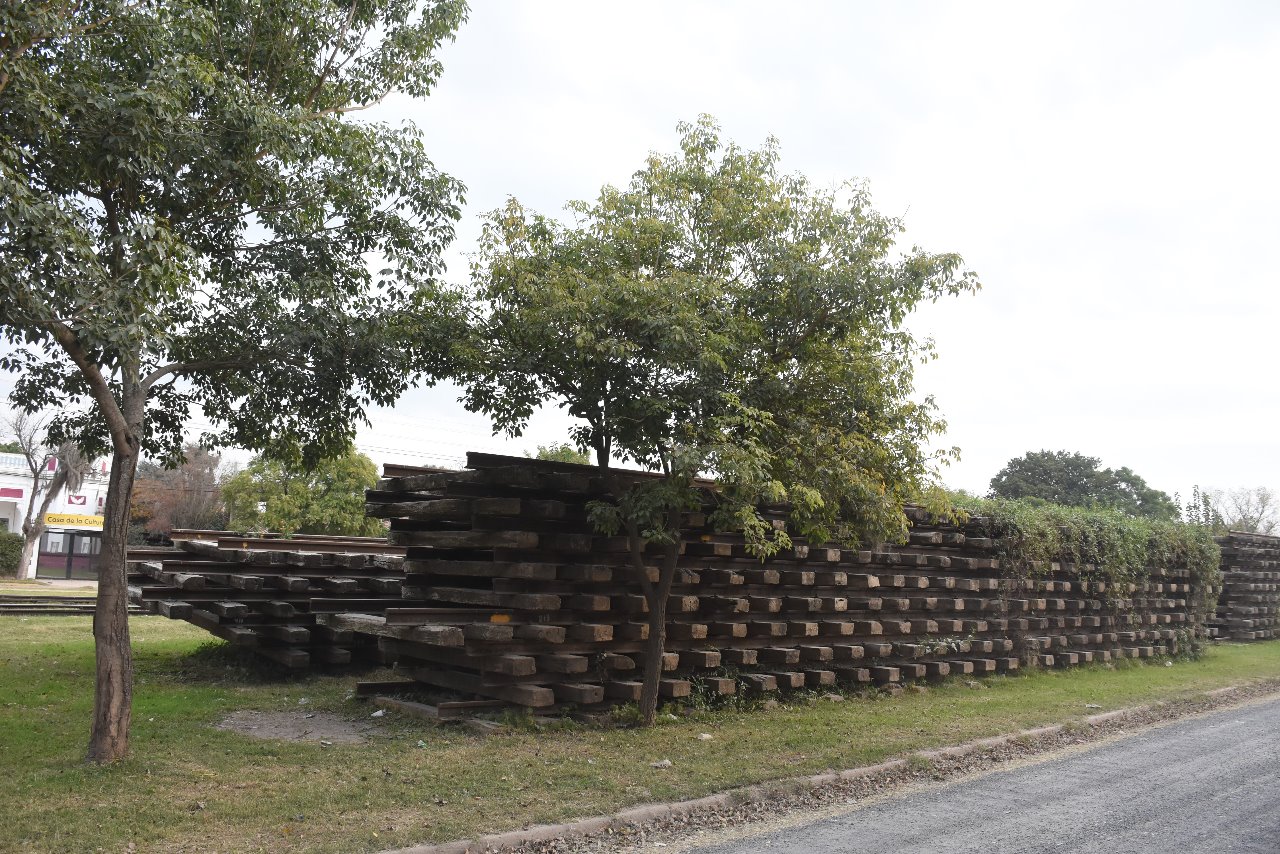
[44,513,104,529]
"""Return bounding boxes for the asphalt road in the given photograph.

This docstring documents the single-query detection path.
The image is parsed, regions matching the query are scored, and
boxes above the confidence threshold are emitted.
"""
[686,696,1280,854]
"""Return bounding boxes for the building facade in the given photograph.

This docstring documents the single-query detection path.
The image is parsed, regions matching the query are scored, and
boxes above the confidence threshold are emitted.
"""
[0,451,111,579]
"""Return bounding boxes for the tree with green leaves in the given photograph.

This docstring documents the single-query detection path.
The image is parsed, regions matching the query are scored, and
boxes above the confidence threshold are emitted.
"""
[1178,485,1223,531]
[466,116,978,724]
[222,448,383,536]
[1,0,469,761]
[530,443,591,465]
[989,451,1178,520]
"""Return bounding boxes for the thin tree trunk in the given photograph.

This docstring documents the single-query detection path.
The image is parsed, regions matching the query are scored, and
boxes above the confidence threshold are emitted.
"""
[18,451,47,580]
[87,442,138,763]
[637,541,680,726]
[19,466,69,579]
[608,466,684,727]
[639,600,667,724]
[16,535,38,580]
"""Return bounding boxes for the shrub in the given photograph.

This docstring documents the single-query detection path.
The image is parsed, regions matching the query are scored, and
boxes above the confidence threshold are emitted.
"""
[0,532,23,577]
[951,496,1222,623]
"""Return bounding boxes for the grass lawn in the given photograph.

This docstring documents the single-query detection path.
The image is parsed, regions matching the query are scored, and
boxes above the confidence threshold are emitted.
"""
[3,616,1279,853]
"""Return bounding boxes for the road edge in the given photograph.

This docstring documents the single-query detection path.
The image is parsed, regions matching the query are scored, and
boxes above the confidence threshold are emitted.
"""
[384,677,1280,854]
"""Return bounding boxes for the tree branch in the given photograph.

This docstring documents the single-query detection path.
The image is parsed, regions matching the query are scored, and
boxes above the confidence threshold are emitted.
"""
[140,358,246,390]
[302,2,360,111]
[45,319,130,449]
[301,96,386,121]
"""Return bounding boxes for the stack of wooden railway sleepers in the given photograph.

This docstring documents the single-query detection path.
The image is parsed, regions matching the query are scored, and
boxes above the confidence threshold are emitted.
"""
[1209,532,1279,641]
[127,531,409,668]
[325,452,1210,712]
[0,595,144,616]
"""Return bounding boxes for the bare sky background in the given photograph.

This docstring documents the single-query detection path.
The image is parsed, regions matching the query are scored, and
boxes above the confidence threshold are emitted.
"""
[344,0,1280,499]
[8,1,1274,500]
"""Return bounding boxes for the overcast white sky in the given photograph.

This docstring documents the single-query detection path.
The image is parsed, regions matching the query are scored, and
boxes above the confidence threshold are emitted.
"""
[9,2,1268,498]
[345,0,1280,499]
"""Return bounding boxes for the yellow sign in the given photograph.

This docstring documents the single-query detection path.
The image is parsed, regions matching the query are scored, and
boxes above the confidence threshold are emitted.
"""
[44,513,105,529]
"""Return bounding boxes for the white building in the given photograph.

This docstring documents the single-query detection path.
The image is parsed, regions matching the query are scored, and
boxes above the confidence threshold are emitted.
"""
[0,451,112,579]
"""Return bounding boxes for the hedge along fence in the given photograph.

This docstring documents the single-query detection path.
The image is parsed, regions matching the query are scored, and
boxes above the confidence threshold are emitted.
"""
[951,498,1222,653]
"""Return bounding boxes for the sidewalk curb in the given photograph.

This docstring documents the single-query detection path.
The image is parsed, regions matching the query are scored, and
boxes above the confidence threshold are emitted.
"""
[384,681,1267,854]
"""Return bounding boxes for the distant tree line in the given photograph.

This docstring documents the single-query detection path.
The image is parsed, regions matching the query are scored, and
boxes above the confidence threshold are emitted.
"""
[988,450,1179,520]
[986,449,1278,534]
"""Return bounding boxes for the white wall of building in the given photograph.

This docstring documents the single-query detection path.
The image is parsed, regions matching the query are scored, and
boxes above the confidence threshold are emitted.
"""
[0,451,112,578]
[0,452,33,536]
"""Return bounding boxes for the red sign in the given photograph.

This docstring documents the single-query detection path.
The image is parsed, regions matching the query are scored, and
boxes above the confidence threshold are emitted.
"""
[66,494,87,506]
[0,487,22,499]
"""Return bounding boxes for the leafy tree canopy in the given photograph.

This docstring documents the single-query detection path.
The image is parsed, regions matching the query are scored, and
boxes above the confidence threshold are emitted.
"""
[0,439,20,454]
[222,447,382,537]
[989,450,1178,520]
[467,115,979,551]
[1,0,470,466]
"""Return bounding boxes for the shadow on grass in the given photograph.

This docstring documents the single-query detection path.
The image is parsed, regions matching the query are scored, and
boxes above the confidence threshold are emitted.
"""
[140,639,383,687]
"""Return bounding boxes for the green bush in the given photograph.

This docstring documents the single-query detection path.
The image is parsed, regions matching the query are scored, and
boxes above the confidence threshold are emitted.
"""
[0,532,23,577]
[949,496,1222,624]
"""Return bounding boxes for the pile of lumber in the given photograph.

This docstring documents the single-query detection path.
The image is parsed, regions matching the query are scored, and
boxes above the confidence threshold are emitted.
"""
[127,531,408,668]
[1209,532,1279,641]
[329,452,1209,711]
[0,594,143,617]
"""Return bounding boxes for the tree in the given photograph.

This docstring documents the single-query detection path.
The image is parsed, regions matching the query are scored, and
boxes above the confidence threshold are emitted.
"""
[222,448,383,537]
[1212,487,1278,535]
[0,531,21,576]
[989,451,1178,520]
[529,443,591,465]
[1179,485,1224,531]
[5,411,91,577]
[131,444,226,536]
[466,117,978,724]
[1,0,469,762]
[1097,466,1180,520]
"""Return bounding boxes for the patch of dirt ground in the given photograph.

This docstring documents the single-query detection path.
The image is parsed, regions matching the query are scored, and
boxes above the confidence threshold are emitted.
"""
[215,710,372,743]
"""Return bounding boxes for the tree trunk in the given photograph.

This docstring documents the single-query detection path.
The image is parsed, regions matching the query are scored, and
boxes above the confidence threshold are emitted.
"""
[637,599,667,725]
[18,468,43,579]
[18,466,69,580]
[86,443,138,763]
[637,541,681,726]
[17,530,38,580]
